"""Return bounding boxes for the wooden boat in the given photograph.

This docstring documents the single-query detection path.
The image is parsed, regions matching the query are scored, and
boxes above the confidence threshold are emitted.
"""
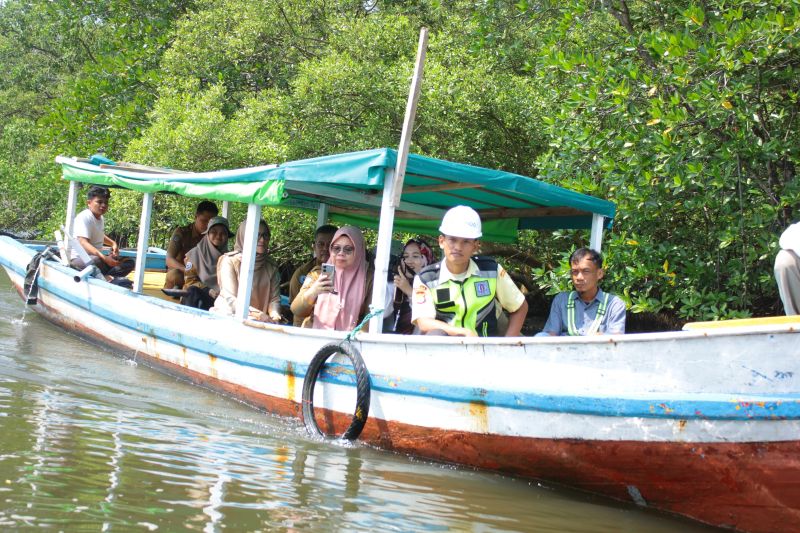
[1,147,799,533]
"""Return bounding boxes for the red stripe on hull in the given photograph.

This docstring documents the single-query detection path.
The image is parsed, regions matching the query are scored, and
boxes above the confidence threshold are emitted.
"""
[128,350,800,533]
[32,297,800,533]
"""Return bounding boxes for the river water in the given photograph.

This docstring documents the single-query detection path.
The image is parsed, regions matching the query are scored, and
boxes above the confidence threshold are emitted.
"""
[0,273,717,532]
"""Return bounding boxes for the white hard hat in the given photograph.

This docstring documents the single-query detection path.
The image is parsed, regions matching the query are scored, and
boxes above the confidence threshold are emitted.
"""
[439,205,482,239]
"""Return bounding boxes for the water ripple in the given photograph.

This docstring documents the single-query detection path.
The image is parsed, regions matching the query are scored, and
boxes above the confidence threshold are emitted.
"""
[0,274,715,532]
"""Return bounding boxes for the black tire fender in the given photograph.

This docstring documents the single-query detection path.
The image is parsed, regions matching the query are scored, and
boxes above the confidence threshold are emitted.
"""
[301,341,371,441]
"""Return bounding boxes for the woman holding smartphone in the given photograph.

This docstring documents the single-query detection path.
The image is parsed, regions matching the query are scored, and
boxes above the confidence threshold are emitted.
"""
[291,226,374,330]
[387,238,435,334]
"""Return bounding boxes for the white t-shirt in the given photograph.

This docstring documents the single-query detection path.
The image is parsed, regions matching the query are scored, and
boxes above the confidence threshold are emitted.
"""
[70,208,105,260]
[780,222,800,256]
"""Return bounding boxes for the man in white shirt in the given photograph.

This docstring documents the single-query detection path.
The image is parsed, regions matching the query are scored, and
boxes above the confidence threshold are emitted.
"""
[775,222,800,315]
[69,185,134,278]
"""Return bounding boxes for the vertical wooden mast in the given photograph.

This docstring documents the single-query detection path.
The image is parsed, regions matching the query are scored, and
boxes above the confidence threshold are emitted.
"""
[369,27,429,334]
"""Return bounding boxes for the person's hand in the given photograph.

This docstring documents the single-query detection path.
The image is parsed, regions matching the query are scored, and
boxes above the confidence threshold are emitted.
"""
[394,273,412,295]
[111,242,120,257]
[309,273,333,299]
[451,326,478,337]
[103,254,120,268]
[209,288,219,299]
[249,310,283,323]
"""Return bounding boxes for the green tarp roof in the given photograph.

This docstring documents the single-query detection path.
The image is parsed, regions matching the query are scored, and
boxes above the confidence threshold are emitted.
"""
[57,148,616,243]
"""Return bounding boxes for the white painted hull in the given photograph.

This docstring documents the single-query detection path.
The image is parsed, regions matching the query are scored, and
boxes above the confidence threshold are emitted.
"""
[3,236,800,532]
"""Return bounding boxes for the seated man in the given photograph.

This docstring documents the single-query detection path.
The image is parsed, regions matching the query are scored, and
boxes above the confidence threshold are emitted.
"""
[288,224,337,326]
[69,185,134,279]
[538,247,626,336]
[411,205,528,337]
[164,200,219,289]
[775,221,800,315]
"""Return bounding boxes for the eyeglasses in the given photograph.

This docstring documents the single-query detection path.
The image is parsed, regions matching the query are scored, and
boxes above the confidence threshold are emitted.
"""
[331,245,355,256]
[257,232,270,241]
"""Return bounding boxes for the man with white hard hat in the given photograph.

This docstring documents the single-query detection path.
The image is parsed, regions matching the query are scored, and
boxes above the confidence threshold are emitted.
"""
[411,205,528,337]
[775,222,800,315]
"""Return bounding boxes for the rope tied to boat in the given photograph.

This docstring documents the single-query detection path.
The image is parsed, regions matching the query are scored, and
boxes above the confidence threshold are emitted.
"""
[342,306,383,343]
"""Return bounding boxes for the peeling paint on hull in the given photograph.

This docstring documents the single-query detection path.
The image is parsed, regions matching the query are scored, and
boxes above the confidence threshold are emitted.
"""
[46,319,800,533]
[3,236,800,533]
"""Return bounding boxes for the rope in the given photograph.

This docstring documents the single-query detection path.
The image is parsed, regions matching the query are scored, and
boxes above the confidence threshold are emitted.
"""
[342,306,384,343]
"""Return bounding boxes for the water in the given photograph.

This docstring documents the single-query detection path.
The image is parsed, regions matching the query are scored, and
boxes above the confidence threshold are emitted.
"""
[0,272,718,532]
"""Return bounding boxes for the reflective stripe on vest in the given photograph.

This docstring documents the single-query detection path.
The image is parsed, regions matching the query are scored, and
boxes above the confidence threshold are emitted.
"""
[418,257,499,337]
[566,291,610,336]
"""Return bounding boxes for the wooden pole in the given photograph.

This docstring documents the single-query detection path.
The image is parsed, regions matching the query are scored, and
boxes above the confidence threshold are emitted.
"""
[391,28,428,208]
[369,28,429,334]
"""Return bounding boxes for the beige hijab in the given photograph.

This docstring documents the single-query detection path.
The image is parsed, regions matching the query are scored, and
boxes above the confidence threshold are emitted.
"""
[233,220,278,312]
[185,223,229,291]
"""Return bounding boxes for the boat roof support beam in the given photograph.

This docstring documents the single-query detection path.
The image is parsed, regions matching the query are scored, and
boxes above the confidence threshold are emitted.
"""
[286,182,443,219]
[221,201,231,220]
[316,203,329,228]
[133,192,153,293]
[236,203,261,321]
[590,213,604,253]
[65,180,80,247]
[369,169,397,334]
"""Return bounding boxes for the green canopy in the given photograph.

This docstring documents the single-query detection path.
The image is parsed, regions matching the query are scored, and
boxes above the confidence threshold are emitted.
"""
[57,148,616,243]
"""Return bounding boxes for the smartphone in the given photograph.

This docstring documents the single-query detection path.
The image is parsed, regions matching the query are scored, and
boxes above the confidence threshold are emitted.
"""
[321,263,337,294]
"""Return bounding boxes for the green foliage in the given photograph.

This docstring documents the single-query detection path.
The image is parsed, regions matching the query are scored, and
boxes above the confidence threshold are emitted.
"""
[1,0,796,323]
[476,0,800,320]
[0,0,193,237]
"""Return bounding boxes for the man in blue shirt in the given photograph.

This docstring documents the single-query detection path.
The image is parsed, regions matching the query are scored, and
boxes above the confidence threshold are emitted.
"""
[538,247,626,336]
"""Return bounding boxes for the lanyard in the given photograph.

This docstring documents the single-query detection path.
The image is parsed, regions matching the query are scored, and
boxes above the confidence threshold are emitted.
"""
[566,291,609,336]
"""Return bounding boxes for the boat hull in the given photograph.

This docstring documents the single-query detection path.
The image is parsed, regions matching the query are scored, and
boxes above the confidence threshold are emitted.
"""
[3,236,800,532]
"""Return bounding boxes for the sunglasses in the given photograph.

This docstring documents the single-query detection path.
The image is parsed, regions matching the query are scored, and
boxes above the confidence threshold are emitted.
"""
[331,245,355,256]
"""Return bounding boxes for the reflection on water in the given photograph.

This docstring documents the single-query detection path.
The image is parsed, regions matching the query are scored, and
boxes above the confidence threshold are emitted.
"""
[0,273,716,532]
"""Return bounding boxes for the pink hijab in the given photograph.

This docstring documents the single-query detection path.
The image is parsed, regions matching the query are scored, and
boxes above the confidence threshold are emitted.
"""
[313,226,368,331]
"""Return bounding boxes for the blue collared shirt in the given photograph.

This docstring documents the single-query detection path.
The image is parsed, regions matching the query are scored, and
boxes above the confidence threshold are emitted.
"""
[539,289,626,336]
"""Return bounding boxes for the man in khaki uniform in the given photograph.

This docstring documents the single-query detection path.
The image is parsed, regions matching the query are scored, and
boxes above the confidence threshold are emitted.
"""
[288,224,337,325]
[163,200,218,289]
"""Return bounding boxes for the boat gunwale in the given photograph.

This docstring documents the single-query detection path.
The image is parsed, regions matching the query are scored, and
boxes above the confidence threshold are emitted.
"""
[5,237,800,426]
[3,236,800,348]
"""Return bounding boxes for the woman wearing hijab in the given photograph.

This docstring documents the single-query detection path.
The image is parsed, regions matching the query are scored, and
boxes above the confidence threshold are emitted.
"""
[182,216,232,310]
[291,226,374,331]
[211,220,282,322]
[386,238,435,334]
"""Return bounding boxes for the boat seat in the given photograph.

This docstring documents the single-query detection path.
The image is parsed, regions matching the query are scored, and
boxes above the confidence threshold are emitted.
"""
[126,270,176,302]
[682,315,800,330]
